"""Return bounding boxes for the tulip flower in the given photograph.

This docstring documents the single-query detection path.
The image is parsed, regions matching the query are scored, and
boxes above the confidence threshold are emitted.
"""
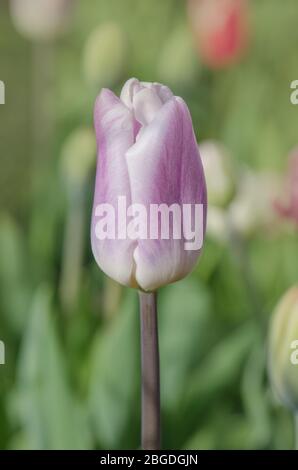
[274,148,298,225]
[91,78,207,293]
[187,0,249,69]
[268,286,298,448]
[91,78,207,449]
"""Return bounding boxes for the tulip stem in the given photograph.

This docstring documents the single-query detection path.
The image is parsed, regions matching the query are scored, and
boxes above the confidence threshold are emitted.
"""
[60,188,85,313]
[139,291,161,450]
[32,42,55,173]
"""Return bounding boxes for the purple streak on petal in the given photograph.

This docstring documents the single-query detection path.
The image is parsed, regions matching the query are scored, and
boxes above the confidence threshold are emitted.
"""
[91,88,138,287]
[125,96,207,291]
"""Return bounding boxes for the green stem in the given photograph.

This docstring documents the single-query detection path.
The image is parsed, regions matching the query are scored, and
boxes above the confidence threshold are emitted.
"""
[32,42,55,175]
[139,291,161,450]
[59,188,85,313]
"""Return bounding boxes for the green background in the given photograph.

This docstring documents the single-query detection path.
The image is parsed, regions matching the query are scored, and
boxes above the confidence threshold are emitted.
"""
[0,0,298,449]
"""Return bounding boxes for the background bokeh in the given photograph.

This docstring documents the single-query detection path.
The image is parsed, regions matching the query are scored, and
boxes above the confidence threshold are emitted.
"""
[0,0,298,450]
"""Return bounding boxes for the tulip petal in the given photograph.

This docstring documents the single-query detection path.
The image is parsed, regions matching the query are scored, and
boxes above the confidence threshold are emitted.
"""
[126,97,207,291]
[133,88,163,126]
[120,77,142,110]
[91,88,138,287]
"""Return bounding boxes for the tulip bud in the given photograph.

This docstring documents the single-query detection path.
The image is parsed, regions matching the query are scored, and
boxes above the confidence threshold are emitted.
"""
[187,0,249,69]
[228,169,280,238]
[199,140,235,208]
[274,148,298,226]
[157,25,198,89]
[82,23,127,90]
[268,286,298,411]
[60,127,96,191]
[91,78,207,291]
[10,0,73,42]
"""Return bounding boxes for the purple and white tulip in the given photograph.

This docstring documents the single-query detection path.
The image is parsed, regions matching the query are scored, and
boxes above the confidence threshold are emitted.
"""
[91,78,207,291]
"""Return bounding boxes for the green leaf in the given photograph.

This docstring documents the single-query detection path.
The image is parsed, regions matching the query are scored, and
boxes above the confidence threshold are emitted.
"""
[88,291,139,449]
[13,286,91,450]
[159,278,211,412]
[0,214,30,333]
[177,323,255,446]
[241,341,271,448]
[186,323,255,402]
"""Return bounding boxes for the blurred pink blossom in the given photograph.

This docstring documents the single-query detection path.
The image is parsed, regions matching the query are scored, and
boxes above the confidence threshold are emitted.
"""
[274,149,298,225]
[187,0,249,69]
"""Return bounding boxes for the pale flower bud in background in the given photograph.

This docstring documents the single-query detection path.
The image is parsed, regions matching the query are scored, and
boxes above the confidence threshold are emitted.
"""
[157,24,198,89]
[228,169,281,238]
[200,140,235,208]
[82,23,127,90]
[60,127,96,191]
[187,0,249,69]
[268,286,298,411]
[10,0,74,42]
[206,206,229,244]
[205,164,281,243]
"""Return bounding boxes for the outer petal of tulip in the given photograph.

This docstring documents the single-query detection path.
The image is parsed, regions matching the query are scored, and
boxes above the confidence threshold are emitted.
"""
[126,97,207,291]
[91,89,138,287]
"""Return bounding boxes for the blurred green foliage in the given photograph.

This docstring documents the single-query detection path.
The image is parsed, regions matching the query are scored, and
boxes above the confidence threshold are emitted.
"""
[1,0,298,450]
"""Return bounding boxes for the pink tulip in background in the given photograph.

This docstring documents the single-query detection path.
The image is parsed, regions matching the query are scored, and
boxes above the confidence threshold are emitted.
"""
[91,78,207,292]
[187,0,249,69]
[274,149,298,225]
